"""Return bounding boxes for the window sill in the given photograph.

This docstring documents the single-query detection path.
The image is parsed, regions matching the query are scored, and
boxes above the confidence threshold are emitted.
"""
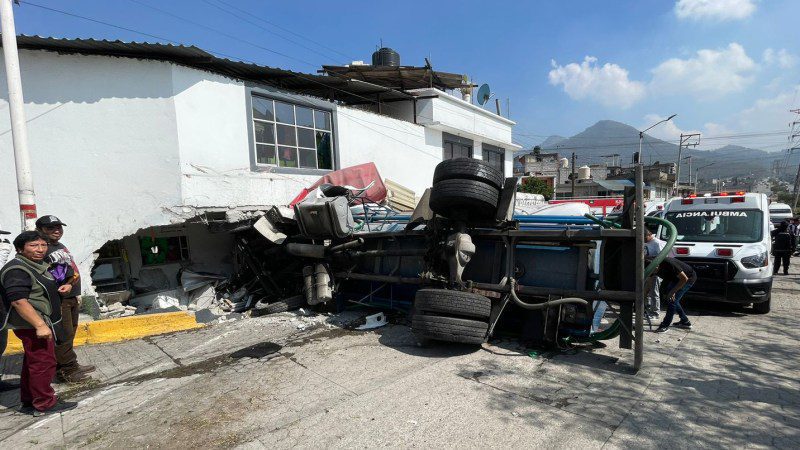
[252,165,334,176]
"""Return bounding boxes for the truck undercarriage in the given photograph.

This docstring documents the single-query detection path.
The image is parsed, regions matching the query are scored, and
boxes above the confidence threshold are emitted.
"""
[246,158,652,370]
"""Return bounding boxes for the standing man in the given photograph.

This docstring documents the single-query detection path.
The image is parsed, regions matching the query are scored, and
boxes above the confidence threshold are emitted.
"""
[771,221,795,276]
[790,217,800,257]
[644,230,665,319]
[35,216,95,383]
[651,256,697,333]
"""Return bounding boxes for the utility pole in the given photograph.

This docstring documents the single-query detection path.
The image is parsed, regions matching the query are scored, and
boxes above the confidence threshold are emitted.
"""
[1,0,37,230]
[675,133,700,195]
[571,152,576,198]
[685,156,693,187]
[789,109,800,210]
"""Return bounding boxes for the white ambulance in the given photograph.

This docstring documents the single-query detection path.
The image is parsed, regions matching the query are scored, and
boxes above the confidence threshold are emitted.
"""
[660,192,772,313]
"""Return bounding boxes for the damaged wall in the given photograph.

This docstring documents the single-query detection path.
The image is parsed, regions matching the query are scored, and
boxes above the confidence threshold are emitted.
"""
[0,50,184,291]
[122,222,235,293]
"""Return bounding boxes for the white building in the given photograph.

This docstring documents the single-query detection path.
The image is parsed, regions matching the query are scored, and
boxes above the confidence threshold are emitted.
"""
[0,36,519,298]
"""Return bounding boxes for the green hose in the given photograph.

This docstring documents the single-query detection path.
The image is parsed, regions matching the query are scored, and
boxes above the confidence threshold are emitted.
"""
[643,216,677,277]
[583,213,621,229]
[567,215,678,344]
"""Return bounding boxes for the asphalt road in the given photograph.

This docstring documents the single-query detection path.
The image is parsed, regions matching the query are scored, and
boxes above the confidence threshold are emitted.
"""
[1,265,798,449]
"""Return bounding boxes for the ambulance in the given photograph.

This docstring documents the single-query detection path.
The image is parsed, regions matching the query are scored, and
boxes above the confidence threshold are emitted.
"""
[660,192,772,313]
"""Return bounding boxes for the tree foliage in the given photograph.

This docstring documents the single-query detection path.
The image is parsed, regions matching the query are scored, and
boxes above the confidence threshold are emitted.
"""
[517,176,554,200]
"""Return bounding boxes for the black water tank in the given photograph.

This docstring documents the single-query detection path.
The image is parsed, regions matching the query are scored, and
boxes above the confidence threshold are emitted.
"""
[372,47,400,67]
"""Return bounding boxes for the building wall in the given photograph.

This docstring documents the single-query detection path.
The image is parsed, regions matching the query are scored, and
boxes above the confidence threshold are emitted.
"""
[170,66,316,210]
[0,50,183,285]
[335,105,442,196]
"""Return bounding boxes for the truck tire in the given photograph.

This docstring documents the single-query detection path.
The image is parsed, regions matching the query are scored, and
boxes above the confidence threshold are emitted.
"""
[429,179,499,221]
[414,289,491,320]
[433,158,504,190]
[258,295,305,315]
[412,314,488,345]
[752,295,771,314]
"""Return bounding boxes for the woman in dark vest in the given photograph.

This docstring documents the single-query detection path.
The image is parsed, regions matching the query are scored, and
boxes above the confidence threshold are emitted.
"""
[0,231,77,416]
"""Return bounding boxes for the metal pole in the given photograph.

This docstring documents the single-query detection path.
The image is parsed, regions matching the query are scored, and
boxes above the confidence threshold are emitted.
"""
[675,134,684,195]
[571,152,576,198]
[638,132,644,164]
[634,164,645,371]
[1,0,37,230]
[688,156,692,190]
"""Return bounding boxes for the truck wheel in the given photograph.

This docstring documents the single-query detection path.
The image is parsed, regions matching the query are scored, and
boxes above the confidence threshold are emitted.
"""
[429,179,499,221]
[433,158,504,190]
[414,289,491,320]
[256,295,305,315]
[412,314,488,345]
[752,296,771,314]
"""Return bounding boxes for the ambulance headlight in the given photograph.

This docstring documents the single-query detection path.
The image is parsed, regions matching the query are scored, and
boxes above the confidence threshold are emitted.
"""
[741,252,768,269]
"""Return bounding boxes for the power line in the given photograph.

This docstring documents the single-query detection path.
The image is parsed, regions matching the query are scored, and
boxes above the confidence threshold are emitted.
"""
[210,0,356,62]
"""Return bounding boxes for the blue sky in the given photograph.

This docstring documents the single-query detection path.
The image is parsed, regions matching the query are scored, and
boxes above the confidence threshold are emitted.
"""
[10,0,800,151]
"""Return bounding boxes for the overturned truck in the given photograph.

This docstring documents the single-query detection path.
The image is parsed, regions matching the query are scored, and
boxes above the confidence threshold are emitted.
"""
[251,158,652,368]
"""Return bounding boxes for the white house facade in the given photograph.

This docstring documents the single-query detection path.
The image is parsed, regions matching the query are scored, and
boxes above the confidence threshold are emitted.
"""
[0,36,519,298]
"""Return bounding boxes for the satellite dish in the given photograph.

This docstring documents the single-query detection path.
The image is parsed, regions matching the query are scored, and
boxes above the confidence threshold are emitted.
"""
[477,84,491,105]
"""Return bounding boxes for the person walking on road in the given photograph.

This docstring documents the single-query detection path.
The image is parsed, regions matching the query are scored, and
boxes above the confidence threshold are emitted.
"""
[644,230,666,319]
[790,217,800,257]
[651,256,697,333]
[36,215,95,383]
[771,221,795,276]
[1,231,78,416]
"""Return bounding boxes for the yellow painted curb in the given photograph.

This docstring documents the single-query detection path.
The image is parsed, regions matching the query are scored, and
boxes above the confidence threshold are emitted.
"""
[4,312,204,355]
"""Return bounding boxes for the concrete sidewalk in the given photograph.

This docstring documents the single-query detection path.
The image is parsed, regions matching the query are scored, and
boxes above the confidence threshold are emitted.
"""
[1,267,799,448]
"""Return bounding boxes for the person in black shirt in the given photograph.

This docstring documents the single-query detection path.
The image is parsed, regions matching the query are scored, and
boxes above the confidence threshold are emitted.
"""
[649,257,697,333]
[771,221,795,275]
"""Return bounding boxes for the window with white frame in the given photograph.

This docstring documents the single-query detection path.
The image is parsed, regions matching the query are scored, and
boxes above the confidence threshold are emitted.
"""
[251,95,334,170]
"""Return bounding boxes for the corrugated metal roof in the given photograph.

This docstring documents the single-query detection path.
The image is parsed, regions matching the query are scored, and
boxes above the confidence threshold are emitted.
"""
[4,35,415,104]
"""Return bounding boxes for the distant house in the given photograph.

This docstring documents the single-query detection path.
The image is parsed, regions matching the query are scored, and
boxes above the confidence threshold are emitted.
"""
[0,36,519,298]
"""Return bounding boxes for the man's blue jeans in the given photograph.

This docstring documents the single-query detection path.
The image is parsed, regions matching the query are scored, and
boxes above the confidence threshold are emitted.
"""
[659,279,695,328]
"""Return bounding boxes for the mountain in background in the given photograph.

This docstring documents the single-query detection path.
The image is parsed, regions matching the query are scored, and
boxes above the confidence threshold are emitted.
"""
[518,120,779,181]
[539,135,566,148]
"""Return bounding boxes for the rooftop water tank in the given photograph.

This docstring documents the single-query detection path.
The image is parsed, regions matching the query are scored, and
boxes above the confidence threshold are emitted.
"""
[578,165,591,180]
[560,157,569,168]
[372,47,400,67]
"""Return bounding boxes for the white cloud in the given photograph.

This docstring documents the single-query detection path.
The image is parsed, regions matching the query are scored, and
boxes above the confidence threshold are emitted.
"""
[763,48,797,68]
[674,0,756,21]
[736,87,799,132]
[548,56,646,108]
[650,43,757,98]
